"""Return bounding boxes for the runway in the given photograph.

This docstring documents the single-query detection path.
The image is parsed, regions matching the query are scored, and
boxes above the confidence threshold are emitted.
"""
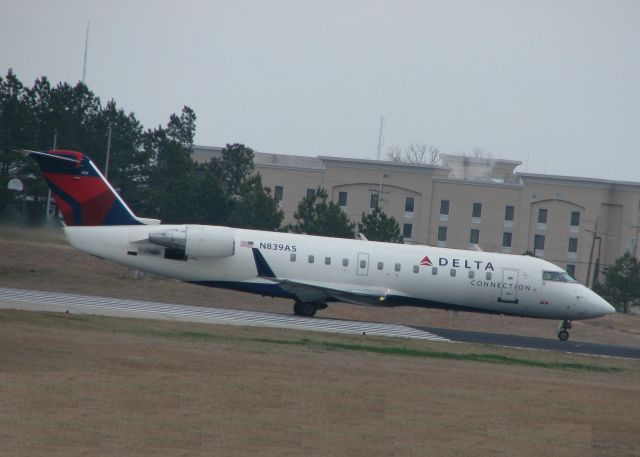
[0,287,449,342]
[1,287,639,359]
[415,326,640,360]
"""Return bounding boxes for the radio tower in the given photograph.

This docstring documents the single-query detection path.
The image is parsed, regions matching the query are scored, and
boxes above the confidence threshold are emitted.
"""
[82,22,90,83]
[376,116,385,161]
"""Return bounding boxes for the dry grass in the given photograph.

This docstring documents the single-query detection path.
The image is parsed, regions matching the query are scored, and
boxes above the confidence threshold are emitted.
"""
[1,310,639,457]
[1,225,640,456]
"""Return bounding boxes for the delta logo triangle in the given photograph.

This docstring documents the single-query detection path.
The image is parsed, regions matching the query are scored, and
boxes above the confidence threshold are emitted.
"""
[420,256,432,266]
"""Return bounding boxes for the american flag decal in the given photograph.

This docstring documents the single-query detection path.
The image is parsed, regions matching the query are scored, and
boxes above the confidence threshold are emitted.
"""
[240,240,254,248]
[420,256,432,266]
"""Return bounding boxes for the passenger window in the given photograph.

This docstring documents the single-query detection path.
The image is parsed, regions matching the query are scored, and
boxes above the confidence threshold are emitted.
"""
[395,263,401,272]
[450,269,456,277]
[325,257,331,265]
[377,262,384,270]
[432,267,438,275]
[290,253,296,262]
[308,255,314,264]
[360,260,366,269]
[486,271,492,280]
[342,258,349,267]
[413,265,419,274]
[468,270,475,279]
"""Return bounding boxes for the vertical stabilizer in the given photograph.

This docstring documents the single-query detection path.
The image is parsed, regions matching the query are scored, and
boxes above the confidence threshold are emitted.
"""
[29,150,144,226]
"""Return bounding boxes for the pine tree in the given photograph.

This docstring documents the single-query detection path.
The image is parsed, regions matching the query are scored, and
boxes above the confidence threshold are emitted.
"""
[288,187,355,238]
[358,208,403,243]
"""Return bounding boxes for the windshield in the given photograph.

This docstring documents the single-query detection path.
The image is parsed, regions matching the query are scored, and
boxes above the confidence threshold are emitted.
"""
[542,271,577,283]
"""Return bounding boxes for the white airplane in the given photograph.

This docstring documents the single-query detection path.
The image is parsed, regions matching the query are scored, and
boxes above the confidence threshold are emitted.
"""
[28,149,615,341]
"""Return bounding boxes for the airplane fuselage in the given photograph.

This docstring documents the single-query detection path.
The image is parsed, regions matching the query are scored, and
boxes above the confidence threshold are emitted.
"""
[65,224,612,321]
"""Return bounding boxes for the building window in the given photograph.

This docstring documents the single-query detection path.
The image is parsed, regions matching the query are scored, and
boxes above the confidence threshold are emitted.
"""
[505,205,515,222]
[502,232,512,248]
[308,255,315,263]
[370,193,379,209]
[338,191,348,207]
[534,234,545,255]
[538,208,548,224]
[472,202,482,219]
[306,188,316,199]
[377,261,384,270]
[566,264,576,278]
[437,226,447,242]
[568,237,578,253]
[290,253,296,262]
[440,200,450,215]
[403,223,413,239]
[342,258,349,267]
[470,229,480,244]
[325,256,331,265]
[570,211,581,227]
[405,197,415,213]
[274,186,284,202]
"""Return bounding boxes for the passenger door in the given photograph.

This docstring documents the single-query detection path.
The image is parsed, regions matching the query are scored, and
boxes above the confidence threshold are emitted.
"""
[498,268,519,303]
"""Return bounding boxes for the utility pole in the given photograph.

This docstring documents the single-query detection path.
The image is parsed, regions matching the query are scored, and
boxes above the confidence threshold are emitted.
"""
[45,130,57,220]
[631,221,640,259]
[585,217,603,288]
[104,123,112,178]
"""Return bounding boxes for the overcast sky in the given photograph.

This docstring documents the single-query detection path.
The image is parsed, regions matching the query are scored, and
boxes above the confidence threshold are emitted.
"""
[2,0,639,180]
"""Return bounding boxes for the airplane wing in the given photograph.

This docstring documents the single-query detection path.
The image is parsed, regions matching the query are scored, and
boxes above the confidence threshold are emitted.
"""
[251,248,404,306]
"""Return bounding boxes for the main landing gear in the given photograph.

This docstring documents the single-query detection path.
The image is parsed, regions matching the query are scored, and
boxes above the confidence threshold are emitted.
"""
[293,301,327,317]
[557,320,573,341]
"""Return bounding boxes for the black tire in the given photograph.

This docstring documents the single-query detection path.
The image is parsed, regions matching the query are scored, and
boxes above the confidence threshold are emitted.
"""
[293,301,304,316]
[558,330,570,341]
[296,302,317,317]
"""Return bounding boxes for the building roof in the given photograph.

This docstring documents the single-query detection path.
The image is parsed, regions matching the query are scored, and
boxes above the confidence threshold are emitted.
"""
[518,172,640,188]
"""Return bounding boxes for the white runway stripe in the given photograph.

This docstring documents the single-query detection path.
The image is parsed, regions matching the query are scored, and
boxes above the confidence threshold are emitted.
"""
[0,287,450,342]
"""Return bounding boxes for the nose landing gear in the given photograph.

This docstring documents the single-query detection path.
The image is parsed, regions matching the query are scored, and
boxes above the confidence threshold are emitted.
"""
[557,320,573,341]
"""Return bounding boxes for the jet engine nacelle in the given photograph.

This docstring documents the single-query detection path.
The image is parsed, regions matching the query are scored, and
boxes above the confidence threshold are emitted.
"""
[148,225,235,258]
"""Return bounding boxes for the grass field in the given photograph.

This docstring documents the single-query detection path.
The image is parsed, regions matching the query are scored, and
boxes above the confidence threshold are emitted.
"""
[1,226,640,456]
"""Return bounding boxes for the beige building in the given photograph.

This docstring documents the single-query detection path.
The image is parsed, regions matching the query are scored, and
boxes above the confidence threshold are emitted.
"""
[193,145,640,286]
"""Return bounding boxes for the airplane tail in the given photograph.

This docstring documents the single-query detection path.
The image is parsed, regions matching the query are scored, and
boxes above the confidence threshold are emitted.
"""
[28,150,153,226]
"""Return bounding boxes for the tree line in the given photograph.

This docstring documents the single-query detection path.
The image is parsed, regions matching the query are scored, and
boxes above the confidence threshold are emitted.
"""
[0,69,402,241]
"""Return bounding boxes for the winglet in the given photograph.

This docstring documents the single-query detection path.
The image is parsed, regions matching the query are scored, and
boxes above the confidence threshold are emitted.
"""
[251,248,276,278]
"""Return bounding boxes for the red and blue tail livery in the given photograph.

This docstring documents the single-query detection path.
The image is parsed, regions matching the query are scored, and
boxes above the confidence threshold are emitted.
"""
[30,150,144,226]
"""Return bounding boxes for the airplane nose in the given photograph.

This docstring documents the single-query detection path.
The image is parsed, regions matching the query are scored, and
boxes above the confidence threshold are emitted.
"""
[584,288,616,317]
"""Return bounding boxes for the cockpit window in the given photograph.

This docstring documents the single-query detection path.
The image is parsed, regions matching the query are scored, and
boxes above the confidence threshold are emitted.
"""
[542,271,577,283]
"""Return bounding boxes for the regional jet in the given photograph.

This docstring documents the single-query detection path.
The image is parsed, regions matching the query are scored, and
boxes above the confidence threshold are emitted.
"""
[28,150,615,340]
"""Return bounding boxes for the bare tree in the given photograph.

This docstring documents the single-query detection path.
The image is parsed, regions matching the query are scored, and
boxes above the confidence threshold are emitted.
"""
[405,143,427,164]
[385,143,441,165]
[472,147,493,160]
[386,145,403,163]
